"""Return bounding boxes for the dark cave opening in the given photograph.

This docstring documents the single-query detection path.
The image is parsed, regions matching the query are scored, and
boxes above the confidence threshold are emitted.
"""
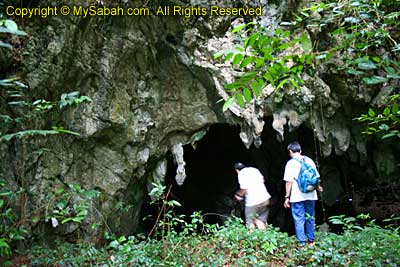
[165,121,332,234]
[140,120,360,236]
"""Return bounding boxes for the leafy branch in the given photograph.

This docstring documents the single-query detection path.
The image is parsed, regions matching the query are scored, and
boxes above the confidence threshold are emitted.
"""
[0,88,93,142]
[215,0,400,140]
[354,94,400,138]
[214,21,314,111]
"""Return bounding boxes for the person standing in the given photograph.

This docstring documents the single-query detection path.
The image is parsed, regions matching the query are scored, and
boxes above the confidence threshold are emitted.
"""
[283,141,323,246]
[234,162,271,230]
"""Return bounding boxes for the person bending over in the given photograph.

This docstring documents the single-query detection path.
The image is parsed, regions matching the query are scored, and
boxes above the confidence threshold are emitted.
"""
[234,162,271,230]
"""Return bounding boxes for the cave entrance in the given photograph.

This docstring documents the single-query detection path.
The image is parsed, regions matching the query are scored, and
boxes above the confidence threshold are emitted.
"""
[167,123,254,225]
[163,120,321,233]
[139,119,374,235]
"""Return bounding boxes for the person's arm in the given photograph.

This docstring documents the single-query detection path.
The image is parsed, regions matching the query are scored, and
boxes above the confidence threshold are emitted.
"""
[317,180,323,193]
[311,159,323,193]
[284,181,292,208]
[234,189,247,201]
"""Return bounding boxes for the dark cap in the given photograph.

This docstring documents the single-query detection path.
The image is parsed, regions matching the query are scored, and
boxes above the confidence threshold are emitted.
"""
[234,162,246,170]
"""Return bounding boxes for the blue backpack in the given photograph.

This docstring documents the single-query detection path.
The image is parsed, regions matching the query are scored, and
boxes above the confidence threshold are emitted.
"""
[292,156,319,193]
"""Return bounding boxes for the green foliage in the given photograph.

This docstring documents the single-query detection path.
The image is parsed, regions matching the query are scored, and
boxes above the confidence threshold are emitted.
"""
[216,0,400,142]
[291,214,400,267]
[328,213,373,231]
[0,180,27,259]
[215,22,313,110]
[59,91,93,109]
[0,179,99,260]
[296,0,400,80]
[0,89,93,142]
[0,17,97,263]
[1,18,92,142]
[292,0,400,139]
[354,94,400,138]
[18,214,400,266]
[0,19,27,49]
[43,183,100,225]
[189,128,208,149]
[147,182,184,239]
[294,0,399,54]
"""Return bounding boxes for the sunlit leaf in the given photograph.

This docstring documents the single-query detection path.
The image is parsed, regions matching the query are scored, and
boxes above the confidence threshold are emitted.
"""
[213,51,224,59]
[278,43,290,50]
[283,31,291,38]
[251,79,265,96]
[316,53,327,60]
[243,88,251,102]
[379,124,390,131]
[392,103,398,115]
[232,24,246,33]
[387,73,400,79]
[368,109,376,117]
[358,60,377,70]
[222,97,235,112]
[280,21,296,26]
[382,131,399,139]
[0,40,13,49]
[290,78,300,89]
[224,82,243,90]
[4,19,18,33]
[51,126,80,136]
[240,71,257,80]
[362,76,388,85]
[300,32,312,52]
[255,58,265,68]
[240,57,254,68]
[372,56,381,63]
[169,200,181,207]
[347,69,365,75]
[245,32,259,48]
[383,107,391,116]
[236,93,245,107]
[344,17,361,23]
[232,54,244,65]
[276,79,288,89]
[257,35,268,47]
[225,52,234,61]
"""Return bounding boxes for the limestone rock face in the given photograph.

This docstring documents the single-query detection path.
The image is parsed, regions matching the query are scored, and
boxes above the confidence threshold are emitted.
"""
[1,0,399,241]
[1,1,226,239]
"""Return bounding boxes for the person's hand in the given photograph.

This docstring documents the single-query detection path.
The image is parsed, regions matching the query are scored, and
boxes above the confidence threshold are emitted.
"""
[234,194,244,202]
[284,198,290,208]
[317,185,323,193]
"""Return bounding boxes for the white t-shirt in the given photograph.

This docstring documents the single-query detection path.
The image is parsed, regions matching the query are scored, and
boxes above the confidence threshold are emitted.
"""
[238,167,271,207]
[283,155,319,203]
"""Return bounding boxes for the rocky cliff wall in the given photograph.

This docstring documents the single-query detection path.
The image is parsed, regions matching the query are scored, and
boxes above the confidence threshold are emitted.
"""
[1,0,399,242]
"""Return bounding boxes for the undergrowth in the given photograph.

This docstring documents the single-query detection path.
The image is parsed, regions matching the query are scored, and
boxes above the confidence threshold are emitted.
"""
[10,214,400,267]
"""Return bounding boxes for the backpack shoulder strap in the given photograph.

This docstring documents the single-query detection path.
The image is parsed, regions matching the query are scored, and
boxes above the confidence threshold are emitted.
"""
[302,156,316,169]
[291,157,303,181]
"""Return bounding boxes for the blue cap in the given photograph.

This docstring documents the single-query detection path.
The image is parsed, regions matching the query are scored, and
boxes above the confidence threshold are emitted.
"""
[234,162,246,170]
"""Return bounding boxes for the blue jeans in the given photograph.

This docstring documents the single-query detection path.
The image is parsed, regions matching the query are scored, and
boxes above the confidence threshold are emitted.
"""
[291,200,316,245]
